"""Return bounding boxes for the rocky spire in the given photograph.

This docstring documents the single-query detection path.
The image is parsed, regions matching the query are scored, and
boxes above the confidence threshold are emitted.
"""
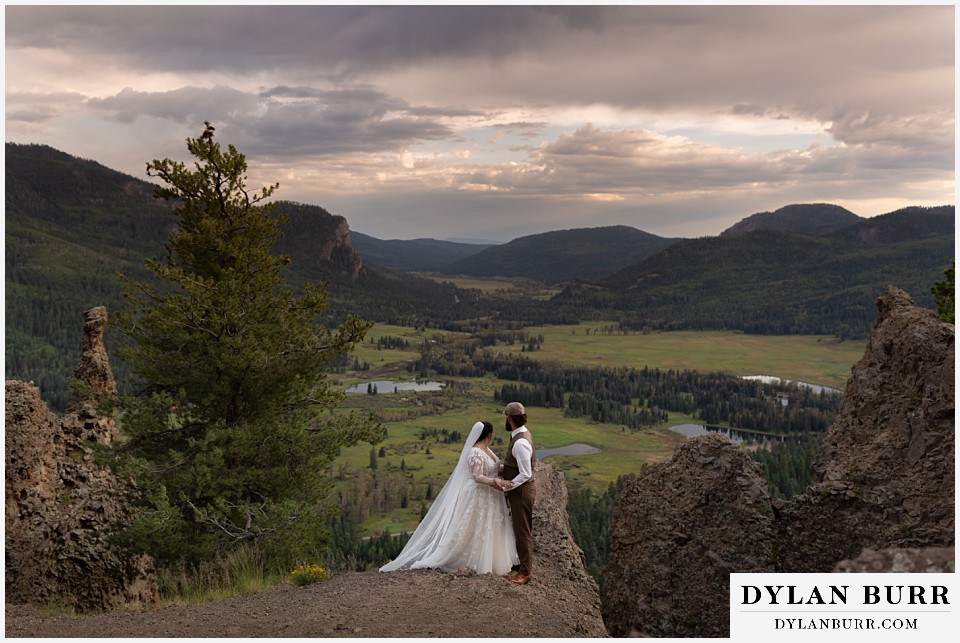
[64,306,118,444]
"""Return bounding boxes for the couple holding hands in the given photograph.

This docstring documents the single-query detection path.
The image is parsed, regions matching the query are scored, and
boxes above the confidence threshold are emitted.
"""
[380,402,535,585]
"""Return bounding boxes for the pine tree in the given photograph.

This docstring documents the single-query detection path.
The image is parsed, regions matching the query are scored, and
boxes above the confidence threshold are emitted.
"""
[113,132,382,567]
[931,259,955,323]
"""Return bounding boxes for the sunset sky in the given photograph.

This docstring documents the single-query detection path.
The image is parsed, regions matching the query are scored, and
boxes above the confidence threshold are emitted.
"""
[4,4,955,243]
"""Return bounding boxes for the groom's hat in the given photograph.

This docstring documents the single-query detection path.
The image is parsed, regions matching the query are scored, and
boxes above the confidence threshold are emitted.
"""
[504,401,525,416]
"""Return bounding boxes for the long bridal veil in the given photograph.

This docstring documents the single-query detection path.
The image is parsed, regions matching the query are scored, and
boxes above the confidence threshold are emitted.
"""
[379,421,486,572]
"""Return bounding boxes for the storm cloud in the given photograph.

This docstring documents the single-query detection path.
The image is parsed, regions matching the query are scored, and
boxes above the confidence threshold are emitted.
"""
[5,5,953,241]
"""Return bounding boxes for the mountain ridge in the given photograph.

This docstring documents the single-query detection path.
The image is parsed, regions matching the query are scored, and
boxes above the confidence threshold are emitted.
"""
[564,207,954,336]
[349,231,493,272]
[440,224,678,284]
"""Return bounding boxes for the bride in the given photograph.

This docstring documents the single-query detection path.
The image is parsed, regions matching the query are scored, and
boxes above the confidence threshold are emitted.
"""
[379,421,519,575]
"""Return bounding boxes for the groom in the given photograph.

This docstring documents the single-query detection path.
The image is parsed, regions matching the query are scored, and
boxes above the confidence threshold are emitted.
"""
[501,401,536,585]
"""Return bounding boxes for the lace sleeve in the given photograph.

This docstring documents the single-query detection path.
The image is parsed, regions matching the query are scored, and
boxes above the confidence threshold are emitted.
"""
[468,449,497,486]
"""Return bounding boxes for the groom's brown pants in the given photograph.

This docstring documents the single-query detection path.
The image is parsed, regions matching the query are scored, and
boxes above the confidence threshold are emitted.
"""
[506,479,536,575]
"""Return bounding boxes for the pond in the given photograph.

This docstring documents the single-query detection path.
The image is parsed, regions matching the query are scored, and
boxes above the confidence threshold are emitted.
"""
[536,443,601,458]
[669,424,774,444]
[741,375,841,396]
[344,380,445,395]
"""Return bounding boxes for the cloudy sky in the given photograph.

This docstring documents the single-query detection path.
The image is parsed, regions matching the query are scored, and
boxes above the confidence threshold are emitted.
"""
[5,4,955,242]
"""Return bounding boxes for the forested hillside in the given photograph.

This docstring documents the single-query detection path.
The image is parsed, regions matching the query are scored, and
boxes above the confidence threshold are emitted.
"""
[271,200,491,328]
[5,144,175,409]
[350,231,492,272]
[442,225,677,283]
[560,206,954,338]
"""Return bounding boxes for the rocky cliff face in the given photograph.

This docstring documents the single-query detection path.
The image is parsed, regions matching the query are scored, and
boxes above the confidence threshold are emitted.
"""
[603,286,954,637]
[318,220,363,282]
[777,287,954,570]
[524,459,608,636]
[274,202,366,284]
[5,307,159,612]
[833,547,954,573]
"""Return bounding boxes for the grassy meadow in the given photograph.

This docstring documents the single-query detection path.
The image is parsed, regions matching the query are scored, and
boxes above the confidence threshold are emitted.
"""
[346,323,461,374]
[421,273,563,300]
[499,324,864,390]
[332,322,866,536]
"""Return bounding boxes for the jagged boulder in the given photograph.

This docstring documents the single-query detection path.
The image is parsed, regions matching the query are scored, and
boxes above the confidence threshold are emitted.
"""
[602,433,775,637]
[777,286,954,570]
[5,307,158,612]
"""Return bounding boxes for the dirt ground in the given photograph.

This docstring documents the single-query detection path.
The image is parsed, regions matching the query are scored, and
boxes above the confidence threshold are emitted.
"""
[5,565,607,638]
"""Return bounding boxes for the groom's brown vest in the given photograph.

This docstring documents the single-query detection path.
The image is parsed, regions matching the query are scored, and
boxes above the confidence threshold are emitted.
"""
[502,430,536,481]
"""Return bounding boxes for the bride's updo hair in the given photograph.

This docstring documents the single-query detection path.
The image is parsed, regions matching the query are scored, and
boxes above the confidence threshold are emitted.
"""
[476,421,494,444]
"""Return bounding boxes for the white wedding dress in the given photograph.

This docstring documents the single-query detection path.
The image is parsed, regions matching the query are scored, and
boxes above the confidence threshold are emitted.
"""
[380,422,519,575]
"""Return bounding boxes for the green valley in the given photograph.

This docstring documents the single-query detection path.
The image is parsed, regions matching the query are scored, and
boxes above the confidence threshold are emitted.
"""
[327,322,864,538]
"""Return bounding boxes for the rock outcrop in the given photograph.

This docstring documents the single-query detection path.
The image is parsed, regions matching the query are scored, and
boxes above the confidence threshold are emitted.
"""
[602,433,776,637]
[777,287,954,570]
[273,203,365,283]
[5,307,159,612]
[527,459,608,636]
[313,219,363,282]
[603,287,954,637]
[66,305,117,414]
[63,306,120,444]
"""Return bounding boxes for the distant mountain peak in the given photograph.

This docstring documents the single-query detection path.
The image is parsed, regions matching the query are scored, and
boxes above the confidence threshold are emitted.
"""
[720,203,862,237]
[441,225,676,284]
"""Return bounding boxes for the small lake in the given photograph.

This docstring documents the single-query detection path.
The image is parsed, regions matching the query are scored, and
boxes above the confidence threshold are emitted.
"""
[536,443,600,458]
[741,375,841,396]
[344,380,445,395]
[669,424,773,444]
